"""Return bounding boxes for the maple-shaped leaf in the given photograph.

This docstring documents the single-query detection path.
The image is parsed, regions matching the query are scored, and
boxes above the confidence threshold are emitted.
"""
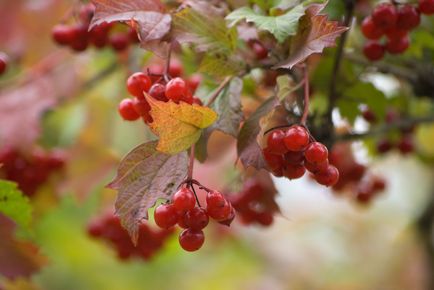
[108,141,188,243]
[145,94,218,154]
[226,4,305,43]
[274,5,348,69]
[237,97,281,169]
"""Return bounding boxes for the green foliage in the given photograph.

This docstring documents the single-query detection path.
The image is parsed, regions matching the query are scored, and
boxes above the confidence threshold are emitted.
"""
[0,180,32,231]
[199,54,244,78]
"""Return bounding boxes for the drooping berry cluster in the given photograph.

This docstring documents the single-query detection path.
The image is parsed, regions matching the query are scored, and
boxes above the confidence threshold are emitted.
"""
[0,147,65,197]
[262,125,339,187]
[118,61,202,123]
[154,184,234,252]
[329,143,387,205]
[87,213,173,261]
[229,178,278,227]
[361,1,432,61]
[0,52,8,76]
[52,4,139,53]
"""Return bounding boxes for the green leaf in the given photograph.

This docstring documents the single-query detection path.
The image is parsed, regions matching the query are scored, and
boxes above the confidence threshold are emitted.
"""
[226,4,305,43]
[199,54,245,78]
[0,180,32,230]
[344,82,387,121]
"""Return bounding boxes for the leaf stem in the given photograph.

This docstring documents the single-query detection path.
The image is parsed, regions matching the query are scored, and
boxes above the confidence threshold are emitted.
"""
[301,65,310,125]
[205,76,233,107]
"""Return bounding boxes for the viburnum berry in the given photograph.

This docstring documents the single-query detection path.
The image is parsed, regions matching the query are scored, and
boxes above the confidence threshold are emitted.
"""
[154,204,179,229]
[172,188,196,213]
[372,3,398,30]
[128,28,140,43]
[149,83,168,102]
[179,229,205,252]
[363,41,385,61]
[419,0,434,15]
[376,139,393,153]
[187,74,202,93]
[165,77,188,103]
[266,130,288,155]
[110,33,129,52]
[385,27,408,41]
[89,24,110,48]
[69,24,89,51]
[262,149,285,171]
[184,207,209,230]
[52,24,75,45]
[251,41,268,60]
[304,142,328,164]
[361,108,377,123]
[0,53,8,75]
[397,136,414,154]
[314,165,339,187]
[133,98,153,123]
[283,164,306,179]
[305,160,329,174]
[118,99,140,121]
[207,201,232,221]
[284,150,305,165]
[397,5,421,30]
[385,36,409,54]
[192,97,203,106]
[361,16,384,39]
[283,125,310,151]
[127,72,152,99]
[256,212,273,226]
[168,59,184,77]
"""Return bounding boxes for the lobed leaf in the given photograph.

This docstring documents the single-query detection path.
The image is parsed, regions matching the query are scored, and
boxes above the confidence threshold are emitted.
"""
[0,180,32,231]
[199,54,245,78]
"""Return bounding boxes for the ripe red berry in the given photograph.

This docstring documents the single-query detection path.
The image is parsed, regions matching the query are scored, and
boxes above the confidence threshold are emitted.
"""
[172,188,196,213]
[284,150,305,165]
[127,72,152,99]
[361,16,384,39]
[283,164,306,179]
[305,160,329,174]
[314,165,339,186]
[0,53,8,75]
[187,74,202,93]
[385,36,409,54]
[397,136,414,154]
[79,3,95,25]
[169,59,184,78]
[385,27,408,40]
[179,229,205,252]
[284,125,310,151]
[372,3,398,30]
[185,207,209,230]
[154,204,178,229]
[110,33,130,51]
[257,212,273,226]
[361,108,377,123]
[52,24,75,45]
[165,77,188,103]
[149,83,168,102]
[206,191,226,209]
[262,149,285,171]
[266,130,288,155]
[363,41,385,61]
[219,205,235,226]
[133,98,153,123]
[128,27,140,43]
[192,97,203,106]
[304,142,328,164]
[376,139,393,153]
[373,178,386,191]
[118,99,140,121]
[207,201,232,221]
[89,24,110,48]
[419,0,434,15]
[397,5,421,30]
[251,42,268,60]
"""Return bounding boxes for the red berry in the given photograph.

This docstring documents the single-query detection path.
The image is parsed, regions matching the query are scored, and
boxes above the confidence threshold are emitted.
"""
[284,150,305,165]
[257,212,273,226]
[89,24,110,48]
[283,125,310,151]
[149,83,168,102]
[118,99,140,121]
[397,5,421,30]
[133,98,152,123]
[185,207,209,230]
[128,27,140,43]
[52,24,75,45]
[305,160,329,173]
[79,3,95,25]
[266,130,287,155]
[385,27,408,40]
[363,41,385,61]
[207,201,232,221]
[262,149,285,171]
[165,78,188,102]
[187,74,202,93]
[251,42,268,60]
[154,204,178,229]
[87,221,103,237]
[172,188,196,212]
[373,178,386,191]
[361,16,384,39]
[361,108,377,123]
[206,191,226,209]
[314,165,339,186]
[283,164,306,179]
[0,53,8,75]
[377,139,393,153]
[372,3,398,30]
[192,97,203,106]
[127,72,152,99]
[169,59,184,78]
[419,0,434,15]
[304,142,328,164]
[385,36,409,54]
[70,24,89,50]
[177,213,189,229]
[218,205,235,227]
[179,229,204,252]
[110,33,129,51]
[397,136,414,154]
[356,187,374,204]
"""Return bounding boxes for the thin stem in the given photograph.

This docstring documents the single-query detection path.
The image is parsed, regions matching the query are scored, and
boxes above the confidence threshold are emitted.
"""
[187,143,195,180]
[163,42,173,82]
[301,65,310,125]
[190,183,202,208]
[205,76,233,107]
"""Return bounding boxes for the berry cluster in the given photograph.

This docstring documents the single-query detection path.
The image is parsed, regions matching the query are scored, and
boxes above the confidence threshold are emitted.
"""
[0,52,8,76]
[329,143,387,205]
[154,184,234,252]
[262,125,339,187]
[88,213,173,261]
[229,178,278,227]
[52,4,139,52]
[0,147,65,197]
[118,61,202,123]
[361,1,433,61]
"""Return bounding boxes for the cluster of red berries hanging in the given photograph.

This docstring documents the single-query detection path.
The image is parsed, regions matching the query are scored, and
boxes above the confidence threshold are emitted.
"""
[52,3,139,52]
[154,183,234,252]
[0,147,65,197]
[0,52,8,76]
[329,143,386,205]
[361,0,434,61]
[229,178,278,227]
[118,61,202,123]
[262,125,339,187]
[88,213,172,261]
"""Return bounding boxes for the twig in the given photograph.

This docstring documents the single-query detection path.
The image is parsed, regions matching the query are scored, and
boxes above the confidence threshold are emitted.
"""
[163,42,173,82]
[301,65,310,125]
[205,76,233,107]
[187,143,195,180]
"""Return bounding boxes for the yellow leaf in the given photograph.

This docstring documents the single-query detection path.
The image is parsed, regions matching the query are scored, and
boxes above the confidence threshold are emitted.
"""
[145,94,218,154]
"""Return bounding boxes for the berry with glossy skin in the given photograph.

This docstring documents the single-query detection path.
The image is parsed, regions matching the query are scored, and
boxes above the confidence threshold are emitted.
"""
[128,27,140,43]
[69,24,89,52]
[361,16,384,39]
[305,160,329,174]
[133,98,152,123]
[110,33,129,51]
[266,130,288,155]
[397,5,421,30]
[305,142,328,164]
[251,42,268,60]
[179,229,204,252]
[154,204,179,229]
[207,201,232,221]
[284,150,305,165]
[284,125,310,151]
[118,99,140,121]
[397,136,414,154]
[361,108,377,123]
[185,207,209,230]
[372,3,398,30]
[169,59,184,78]
[419,0,434,15]
[172,188,196,212]
[314,165,339,186]
[363,41,385,61]
[165,77,188,103]
[206,191,226,209]
[187,74,202,93]
[149,83,168,102]
[386,36,409,54]
[127,72,152,99]
[283,164,306,179]
[89,24,110,48]
[52,24,75,45]
[257,212,273,226]
[262,149,285,171]
[385,27,408,41]
[0,53,8,75]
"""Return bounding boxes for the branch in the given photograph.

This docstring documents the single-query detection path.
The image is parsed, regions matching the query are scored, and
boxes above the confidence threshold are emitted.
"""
[335,115,434,141]
[187,143,195,180]
[205,76,233,107]
[301,65,310,125]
